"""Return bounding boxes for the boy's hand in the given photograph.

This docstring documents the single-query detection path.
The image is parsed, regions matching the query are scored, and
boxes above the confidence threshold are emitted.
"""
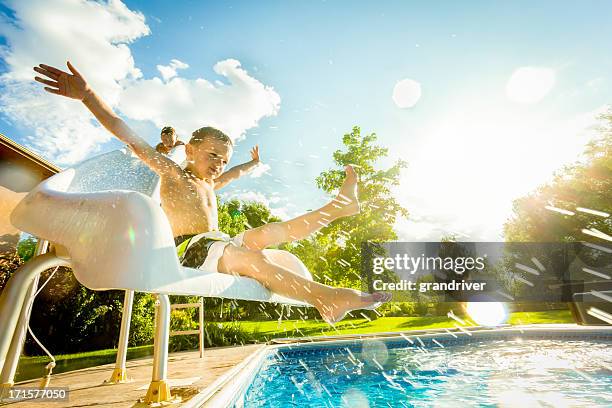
[250,145,260,163]
[34,61,90,100]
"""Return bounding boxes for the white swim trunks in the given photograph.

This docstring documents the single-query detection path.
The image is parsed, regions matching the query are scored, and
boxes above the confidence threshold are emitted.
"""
[174,231,244,271]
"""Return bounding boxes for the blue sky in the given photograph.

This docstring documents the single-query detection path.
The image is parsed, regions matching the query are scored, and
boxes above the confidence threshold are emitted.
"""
[1,0,611,240]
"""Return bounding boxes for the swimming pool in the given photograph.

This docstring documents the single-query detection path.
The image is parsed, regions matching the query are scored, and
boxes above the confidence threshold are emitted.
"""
[221,327,611,407]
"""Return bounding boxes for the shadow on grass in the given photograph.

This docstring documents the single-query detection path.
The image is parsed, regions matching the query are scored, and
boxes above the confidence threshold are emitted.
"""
[396,316,453,329]
[509,310,573,324]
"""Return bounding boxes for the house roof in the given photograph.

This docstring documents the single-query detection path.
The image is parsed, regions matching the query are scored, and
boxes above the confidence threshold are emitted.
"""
[0,132,61,174]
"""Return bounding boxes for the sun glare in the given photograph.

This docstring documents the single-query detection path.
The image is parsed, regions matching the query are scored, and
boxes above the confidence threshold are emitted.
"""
[506,67,556,104]
[466,302,507,326]
[394,98,599,240]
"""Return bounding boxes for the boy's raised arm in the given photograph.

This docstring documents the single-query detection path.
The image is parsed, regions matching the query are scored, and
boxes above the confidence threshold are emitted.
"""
[214,145,261,190]
[33,62,180,177]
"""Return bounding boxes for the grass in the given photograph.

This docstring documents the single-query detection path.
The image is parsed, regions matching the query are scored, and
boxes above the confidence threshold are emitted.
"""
[18,344,154,364]
[16,309,573,382]
[15,345,154,383]
[237,310,574,341]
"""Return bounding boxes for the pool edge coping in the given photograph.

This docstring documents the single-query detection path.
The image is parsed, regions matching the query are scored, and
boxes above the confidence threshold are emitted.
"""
[181,345,269,408]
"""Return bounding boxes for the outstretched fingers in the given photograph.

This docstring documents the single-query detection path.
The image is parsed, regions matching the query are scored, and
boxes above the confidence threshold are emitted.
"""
[33,61,88,100]
[33,68,61,94]
[43,87,61,95]
[33,66,59,81]
[39,63,65,77]
[34,76,58,88]
[251,145,260,161]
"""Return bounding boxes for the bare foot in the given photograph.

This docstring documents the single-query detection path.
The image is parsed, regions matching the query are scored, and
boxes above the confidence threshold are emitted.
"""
[318,289,392,324]
[333,165,360,216]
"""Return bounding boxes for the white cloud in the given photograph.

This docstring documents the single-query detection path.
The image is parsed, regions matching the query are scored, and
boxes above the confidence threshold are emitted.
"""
[156,59,189,82]
[0,1,281,165]
[269,206,293,221]
[249,162,271,178]
[119,59,281,142]
[229,190,270,204]
[0,81,115,164]
[223,189,293,220]
[0,0,149,165]
[392,78,421,108]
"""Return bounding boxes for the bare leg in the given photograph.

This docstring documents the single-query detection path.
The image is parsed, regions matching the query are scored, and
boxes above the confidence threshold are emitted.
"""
[219,245,391,324]
[242,165,359,250]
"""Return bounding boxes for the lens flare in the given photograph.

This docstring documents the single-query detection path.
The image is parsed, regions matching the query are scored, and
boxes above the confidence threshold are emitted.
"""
[466,302,507,327]
[127,226,136,246]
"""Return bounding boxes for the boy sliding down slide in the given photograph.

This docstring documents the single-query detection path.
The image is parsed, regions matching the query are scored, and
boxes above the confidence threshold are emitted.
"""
[33,61,391,323]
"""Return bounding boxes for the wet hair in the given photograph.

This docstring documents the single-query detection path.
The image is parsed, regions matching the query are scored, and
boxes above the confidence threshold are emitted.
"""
[189,126,233,147]
[161,126,175,135]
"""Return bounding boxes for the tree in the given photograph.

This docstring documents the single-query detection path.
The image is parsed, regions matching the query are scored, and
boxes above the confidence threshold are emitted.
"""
[505,109,612,243]
[290,126,408,293]
[1,236,37,294]
[26,271,126,354]
[0,250,22,293]
[220,199,281,231]
[502,109,612,311]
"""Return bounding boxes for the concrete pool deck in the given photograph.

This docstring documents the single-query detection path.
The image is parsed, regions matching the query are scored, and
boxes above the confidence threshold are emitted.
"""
[3,324,609,407]
[5,344,264,407]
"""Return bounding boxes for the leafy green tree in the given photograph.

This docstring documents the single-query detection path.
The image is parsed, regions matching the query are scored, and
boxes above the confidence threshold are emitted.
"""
[505,109,611,243]
[1,236,37,294]
[502,109,611,313]
[26,273,125,353]
[0,250,22,293]
[16,236,37,261]
[217,199,249,237]
[242,201,282,228]
[216,199,282,238]
[128,293,156,345]
[290,126,408,294]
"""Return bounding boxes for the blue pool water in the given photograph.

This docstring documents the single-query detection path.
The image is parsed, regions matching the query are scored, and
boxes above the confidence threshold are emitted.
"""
[239,331,611,407]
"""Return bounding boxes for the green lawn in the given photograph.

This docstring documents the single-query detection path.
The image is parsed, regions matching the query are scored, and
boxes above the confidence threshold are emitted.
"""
[15,345,154,383]
[16,309,573,382]
[238,310,574,341]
